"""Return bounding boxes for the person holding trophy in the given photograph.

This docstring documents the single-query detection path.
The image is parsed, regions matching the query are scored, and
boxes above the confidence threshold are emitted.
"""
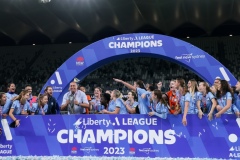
[60,81,89,114]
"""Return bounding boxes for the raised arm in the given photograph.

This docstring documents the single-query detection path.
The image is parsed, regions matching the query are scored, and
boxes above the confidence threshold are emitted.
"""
[113,78,136,91]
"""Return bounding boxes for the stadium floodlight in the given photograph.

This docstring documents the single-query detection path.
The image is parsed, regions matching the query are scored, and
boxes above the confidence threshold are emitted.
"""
[229,34,233,37]
[186,36,190,38]
[39,0,51,3]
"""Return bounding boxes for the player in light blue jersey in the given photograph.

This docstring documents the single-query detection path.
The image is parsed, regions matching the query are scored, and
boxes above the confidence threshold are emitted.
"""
[89,87,102,113]
[9,90,30,127]
[0,92,12,134]
[141,85,154,112]
[175,78,186,113]
[102,90,128,114]
[124,91,138,114]
[215,80,234,117]
[182,80,199,126]
[0,92,12,117]
[213,77,221,95]
[179,88,189,114]
[185,79,199,114]
[233,80,240,117]
[113,78,150,114]
[197,82,217,120]
[6,83,18,100]
[31,94,48,115]
[148,90,168,119]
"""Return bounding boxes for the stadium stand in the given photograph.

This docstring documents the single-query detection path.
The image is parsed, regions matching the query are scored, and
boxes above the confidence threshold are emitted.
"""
[0,36,239,95]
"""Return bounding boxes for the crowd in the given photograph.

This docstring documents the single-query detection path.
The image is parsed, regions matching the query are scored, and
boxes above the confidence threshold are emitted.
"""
[1,76,239,130]
[1,37,240,131]
[0,84,59,129]
[1,36,240,95]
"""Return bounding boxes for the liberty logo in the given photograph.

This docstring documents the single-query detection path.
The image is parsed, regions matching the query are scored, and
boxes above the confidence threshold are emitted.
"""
[50,71,62,85]
[73,117,115,130]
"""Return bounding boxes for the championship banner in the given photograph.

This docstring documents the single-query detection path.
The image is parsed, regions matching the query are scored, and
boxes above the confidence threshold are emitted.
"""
[0,115,240,159]
[41,33,237,104]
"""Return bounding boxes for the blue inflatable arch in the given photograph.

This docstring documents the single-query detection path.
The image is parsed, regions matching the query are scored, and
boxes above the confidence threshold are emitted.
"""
[41,33,237,103]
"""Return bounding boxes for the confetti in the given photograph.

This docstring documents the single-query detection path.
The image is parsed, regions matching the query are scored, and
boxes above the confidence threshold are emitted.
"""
[51,128,55,133]
[198,132,202,137]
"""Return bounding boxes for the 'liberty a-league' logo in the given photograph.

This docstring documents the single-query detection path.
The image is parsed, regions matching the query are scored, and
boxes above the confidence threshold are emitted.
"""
[50,71,62,85]
[73,118,85,130]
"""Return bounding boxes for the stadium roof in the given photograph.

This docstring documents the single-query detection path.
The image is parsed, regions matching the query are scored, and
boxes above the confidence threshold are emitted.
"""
[1,0,240,46]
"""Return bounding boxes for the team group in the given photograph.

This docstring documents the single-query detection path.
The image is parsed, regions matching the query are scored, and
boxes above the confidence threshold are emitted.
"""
[0,77,240,127]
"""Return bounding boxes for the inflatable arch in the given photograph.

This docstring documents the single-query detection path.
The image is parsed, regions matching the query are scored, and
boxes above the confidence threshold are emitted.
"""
[41,33,237,102]
[1,34,238,158]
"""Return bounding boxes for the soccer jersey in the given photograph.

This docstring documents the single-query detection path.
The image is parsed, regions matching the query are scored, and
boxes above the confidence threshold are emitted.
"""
[217,92,233,114]
[180,93,189,113]
[137,88,151,114]
[31,103,48,115]
[11,100,29,115]
[90,98,101,112]
[125,100,138,108]
[188,92,200,114]
[167,91,179,114]
[6,92,18,100]
[151,101,168,119]
[198,92,215,113]
[234,93,240,111]
[0,99,12,114]
[107,98,128,114]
